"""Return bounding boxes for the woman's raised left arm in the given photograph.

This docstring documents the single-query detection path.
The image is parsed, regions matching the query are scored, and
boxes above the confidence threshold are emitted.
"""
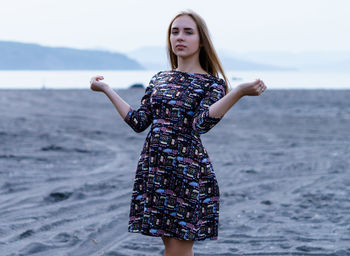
[208,79,267,118]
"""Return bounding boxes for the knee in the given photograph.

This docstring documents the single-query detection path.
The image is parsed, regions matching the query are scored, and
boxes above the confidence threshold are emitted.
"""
[165,248,193,256]
[163,238,194,256]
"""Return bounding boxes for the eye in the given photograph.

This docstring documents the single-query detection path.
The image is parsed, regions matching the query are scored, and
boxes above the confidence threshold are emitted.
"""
[186,31,193,35]
[171,31,178,35]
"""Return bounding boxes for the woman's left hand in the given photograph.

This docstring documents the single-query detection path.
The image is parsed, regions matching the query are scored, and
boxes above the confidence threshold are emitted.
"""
[237,79,267,96]
[90,75,109,92]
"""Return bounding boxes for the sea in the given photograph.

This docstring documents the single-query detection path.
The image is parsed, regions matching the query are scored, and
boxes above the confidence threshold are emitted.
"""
[0,70,349,89]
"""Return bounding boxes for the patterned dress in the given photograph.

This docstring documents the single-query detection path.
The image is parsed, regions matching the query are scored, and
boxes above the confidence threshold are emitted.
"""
[124,70,226,241]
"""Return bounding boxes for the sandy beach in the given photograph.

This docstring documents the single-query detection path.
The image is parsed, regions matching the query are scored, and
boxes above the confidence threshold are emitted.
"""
[1,88,350,255]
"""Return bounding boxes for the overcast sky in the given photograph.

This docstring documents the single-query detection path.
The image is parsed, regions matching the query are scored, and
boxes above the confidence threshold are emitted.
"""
[1,0,349,54]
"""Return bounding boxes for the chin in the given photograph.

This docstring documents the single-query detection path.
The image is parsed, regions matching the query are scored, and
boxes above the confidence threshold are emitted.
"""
[175,51,196,59]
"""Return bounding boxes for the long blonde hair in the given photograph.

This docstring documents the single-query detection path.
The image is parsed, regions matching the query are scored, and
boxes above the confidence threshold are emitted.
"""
[167,10,230,94]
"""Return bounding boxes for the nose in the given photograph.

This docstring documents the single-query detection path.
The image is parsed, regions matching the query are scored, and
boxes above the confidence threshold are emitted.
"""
[176,31,184,41]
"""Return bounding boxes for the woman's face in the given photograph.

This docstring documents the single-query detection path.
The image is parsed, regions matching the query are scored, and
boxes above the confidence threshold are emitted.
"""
[170,15,201,60]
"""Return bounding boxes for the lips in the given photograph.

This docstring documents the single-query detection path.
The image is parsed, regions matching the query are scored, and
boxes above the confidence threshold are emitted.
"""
[176,45,186,49]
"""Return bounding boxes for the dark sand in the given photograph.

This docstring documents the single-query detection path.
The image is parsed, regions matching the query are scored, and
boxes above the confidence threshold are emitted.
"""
[0,88,350,256]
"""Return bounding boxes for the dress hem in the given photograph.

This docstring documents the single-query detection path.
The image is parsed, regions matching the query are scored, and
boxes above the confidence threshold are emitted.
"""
[128,229,218,241]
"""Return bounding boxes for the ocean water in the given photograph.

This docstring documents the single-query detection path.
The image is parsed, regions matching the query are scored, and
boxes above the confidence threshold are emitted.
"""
[0,70,349,89]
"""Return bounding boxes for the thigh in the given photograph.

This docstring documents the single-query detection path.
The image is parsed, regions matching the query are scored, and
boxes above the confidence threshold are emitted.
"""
[161,236,170,246]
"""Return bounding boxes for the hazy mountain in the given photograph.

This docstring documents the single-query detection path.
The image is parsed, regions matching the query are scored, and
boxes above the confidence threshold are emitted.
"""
[230,50,350,71]
[127,46,170,70]
[217,49,296,71]
[127,46,350,71]
[334,59,350,70]
[127,46,293,71]
[3,41,347,71]
[0,41,143,70]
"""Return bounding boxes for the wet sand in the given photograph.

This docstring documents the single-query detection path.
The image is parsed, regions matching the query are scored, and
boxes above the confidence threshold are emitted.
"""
[0,88,350,255]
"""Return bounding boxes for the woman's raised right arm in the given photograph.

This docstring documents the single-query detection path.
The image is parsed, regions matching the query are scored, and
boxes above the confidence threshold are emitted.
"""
[90,74,157,133]
[90,75,131,120]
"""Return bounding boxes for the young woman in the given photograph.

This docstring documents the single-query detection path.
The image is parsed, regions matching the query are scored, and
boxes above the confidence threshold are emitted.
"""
[90,10,266,256]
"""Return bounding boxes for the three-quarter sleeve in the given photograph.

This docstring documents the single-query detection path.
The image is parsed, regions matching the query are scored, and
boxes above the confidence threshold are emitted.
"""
[192,78,226,135]
[124,73,158,133]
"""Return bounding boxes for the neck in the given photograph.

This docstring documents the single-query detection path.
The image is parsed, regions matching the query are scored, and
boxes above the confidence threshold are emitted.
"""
[176,53,206,74]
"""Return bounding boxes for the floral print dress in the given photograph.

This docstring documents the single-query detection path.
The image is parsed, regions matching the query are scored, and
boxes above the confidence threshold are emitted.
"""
[124,70,226,241]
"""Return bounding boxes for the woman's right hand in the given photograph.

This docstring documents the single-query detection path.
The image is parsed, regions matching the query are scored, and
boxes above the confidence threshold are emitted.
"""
[90,75,109,92]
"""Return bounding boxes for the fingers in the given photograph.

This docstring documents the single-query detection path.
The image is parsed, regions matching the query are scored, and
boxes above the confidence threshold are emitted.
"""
[255,79,267,95]
[91,75,104,80]
[90,75,104,85]
[252,79,260,85]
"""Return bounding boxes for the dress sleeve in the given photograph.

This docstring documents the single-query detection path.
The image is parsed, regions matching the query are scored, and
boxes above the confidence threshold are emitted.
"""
[192,78,226,135]
[123,73,158,133]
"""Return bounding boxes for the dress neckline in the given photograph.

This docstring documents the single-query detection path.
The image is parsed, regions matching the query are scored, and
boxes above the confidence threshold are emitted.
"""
[171,69,212,77]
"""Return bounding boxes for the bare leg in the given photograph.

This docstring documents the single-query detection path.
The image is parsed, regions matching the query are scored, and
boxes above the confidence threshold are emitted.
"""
[161,237,194,256]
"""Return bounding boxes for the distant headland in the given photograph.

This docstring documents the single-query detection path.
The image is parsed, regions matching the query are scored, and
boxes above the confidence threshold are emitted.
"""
[0,41,144,70]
